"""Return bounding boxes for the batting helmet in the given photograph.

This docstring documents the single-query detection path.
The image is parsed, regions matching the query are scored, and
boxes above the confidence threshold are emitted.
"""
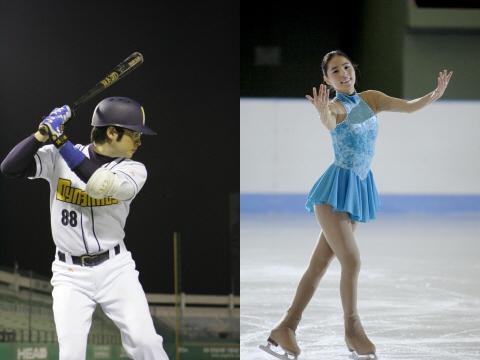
[91,97,156,135]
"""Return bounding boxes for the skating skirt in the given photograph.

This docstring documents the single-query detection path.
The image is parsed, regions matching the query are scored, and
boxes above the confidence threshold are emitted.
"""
[305,164,379,223]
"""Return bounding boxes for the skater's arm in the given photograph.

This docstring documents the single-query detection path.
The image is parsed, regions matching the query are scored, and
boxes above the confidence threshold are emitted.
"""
[368,69,453,114]
[306,84,338,130]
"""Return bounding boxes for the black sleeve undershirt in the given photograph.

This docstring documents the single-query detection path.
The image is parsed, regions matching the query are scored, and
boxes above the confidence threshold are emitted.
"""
[0,135,101,182]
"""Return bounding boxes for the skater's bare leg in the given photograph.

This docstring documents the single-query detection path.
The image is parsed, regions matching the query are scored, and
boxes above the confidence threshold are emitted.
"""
[277,232,334,328]
[314,204,375,356]
[269,232,334,356]
[268,220,358,354]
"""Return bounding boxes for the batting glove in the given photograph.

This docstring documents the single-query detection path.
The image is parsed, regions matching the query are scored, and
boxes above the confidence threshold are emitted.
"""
[39,105,72,148]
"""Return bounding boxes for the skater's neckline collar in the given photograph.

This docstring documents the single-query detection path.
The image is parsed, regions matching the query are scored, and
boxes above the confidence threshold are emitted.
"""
[336,90,357,97]
[335,91,359,103]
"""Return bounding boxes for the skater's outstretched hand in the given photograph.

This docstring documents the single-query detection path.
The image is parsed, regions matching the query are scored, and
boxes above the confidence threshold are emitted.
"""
[306,84,336,130]
[431,69,453,101]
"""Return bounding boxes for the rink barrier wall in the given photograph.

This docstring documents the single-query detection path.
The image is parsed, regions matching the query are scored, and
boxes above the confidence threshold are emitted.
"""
[240,194,480,214]
[241,99,480,194]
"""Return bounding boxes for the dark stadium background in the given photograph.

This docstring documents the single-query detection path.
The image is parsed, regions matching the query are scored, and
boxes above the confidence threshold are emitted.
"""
[0,0,239,296]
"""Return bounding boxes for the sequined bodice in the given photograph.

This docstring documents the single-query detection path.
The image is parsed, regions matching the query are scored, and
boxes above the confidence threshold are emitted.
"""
[330,92,378,179]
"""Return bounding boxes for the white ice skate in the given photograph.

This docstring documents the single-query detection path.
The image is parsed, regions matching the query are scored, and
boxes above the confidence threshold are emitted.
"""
[259,341,298,360]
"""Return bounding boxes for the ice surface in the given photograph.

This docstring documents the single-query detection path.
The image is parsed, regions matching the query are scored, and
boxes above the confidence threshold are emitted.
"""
[241,213,480,359]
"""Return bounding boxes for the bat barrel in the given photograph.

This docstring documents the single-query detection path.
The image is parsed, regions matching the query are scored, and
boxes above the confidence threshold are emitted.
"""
[67,51,144,121]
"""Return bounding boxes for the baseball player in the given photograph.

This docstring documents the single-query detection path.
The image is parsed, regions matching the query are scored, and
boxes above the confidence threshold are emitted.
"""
[1,97,169,360]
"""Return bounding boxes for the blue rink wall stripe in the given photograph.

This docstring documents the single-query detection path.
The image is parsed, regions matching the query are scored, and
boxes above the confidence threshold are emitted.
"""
[240,194,480,214]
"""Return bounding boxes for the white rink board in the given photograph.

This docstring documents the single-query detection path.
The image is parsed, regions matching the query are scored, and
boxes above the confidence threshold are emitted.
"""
[240,98,480,194]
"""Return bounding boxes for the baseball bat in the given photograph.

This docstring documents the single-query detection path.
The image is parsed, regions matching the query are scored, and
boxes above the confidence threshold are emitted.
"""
[67,51,144,120]
[39,52,143,135]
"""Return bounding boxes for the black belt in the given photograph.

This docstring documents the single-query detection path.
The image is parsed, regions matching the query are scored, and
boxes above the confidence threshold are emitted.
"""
[58,245,120,267]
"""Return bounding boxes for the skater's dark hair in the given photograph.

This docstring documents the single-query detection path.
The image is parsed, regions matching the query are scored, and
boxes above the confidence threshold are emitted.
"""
[321,50,360,95]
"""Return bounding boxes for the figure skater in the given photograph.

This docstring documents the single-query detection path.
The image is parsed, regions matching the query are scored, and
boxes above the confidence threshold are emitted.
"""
[259,50,452,359]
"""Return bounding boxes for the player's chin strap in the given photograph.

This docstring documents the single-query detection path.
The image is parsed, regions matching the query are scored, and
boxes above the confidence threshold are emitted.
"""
[86,168,135,201]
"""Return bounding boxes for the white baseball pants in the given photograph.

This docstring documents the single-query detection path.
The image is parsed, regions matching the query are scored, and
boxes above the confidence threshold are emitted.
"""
[51,250,169,360]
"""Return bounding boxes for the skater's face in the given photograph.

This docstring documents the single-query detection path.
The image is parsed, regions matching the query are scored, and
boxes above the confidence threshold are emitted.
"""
[323,55,356,94]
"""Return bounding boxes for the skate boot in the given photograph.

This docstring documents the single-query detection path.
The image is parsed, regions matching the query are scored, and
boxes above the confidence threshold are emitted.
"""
[344,315,377,360]
[259,326,300,359]
[259,311,301,359]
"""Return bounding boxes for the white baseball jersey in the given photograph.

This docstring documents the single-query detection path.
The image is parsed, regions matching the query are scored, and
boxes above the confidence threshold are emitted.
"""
[29,144,147,255]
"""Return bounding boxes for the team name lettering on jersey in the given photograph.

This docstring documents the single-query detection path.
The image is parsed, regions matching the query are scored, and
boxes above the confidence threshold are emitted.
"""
[56,178,118,207]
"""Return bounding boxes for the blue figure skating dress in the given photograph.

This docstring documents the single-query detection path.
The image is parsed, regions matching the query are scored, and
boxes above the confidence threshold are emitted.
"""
[305,91,379,222]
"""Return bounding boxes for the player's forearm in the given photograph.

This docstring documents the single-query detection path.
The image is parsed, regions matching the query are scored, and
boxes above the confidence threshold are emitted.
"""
[405,91,436,113]
[73,158,101,183]
[0,135,43,178]
[56,141,101,183]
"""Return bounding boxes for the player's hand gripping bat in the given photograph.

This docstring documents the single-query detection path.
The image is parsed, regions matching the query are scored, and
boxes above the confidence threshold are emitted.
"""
[39,52,144,135]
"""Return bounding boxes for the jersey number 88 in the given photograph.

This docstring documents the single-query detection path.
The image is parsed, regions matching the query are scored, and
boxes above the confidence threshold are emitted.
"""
[61,209,78,227]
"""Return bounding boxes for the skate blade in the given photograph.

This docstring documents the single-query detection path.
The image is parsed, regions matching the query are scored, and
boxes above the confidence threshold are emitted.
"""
[349,350,377,360]
[259,343,298,360]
